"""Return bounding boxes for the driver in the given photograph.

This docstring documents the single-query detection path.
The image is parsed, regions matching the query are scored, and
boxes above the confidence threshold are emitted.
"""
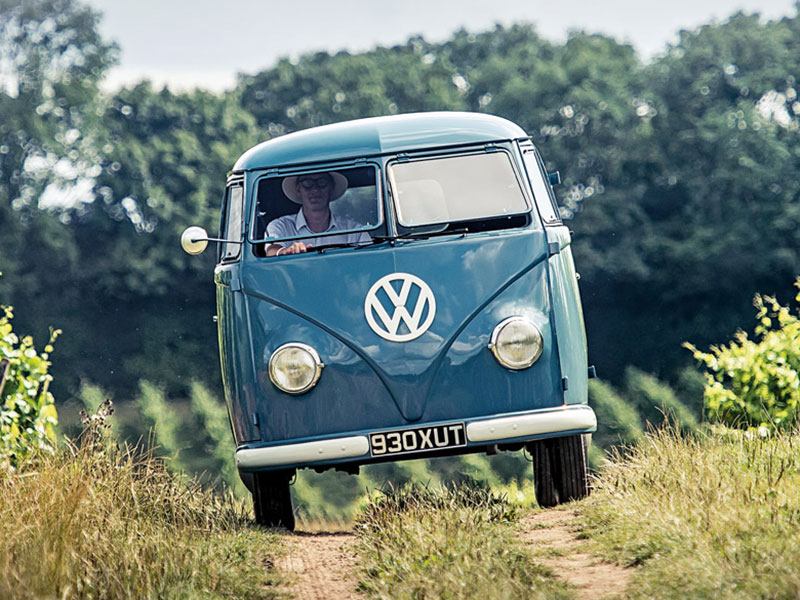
[265,171,370,256]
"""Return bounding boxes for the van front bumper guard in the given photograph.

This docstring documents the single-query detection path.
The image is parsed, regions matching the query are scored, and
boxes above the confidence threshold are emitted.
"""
[235,404,597,470]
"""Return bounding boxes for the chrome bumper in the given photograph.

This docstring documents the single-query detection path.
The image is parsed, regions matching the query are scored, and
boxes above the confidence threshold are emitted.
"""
[236,404,596,469]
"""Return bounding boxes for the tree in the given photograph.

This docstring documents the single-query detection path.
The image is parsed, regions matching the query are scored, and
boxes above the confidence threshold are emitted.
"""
[575,11,800,378]
[239,39,467,134]
[0,0,117,395]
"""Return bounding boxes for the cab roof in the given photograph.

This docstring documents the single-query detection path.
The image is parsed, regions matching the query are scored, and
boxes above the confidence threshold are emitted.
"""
[233,112,528,171]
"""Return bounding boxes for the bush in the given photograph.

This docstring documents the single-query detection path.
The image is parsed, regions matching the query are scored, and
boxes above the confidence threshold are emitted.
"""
[0,300,60,469]
[685,281,800,429]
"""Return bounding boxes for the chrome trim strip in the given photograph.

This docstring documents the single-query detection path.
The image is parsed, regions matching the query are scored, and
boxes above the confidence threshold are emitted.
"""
[466,405,596,443]
[236,436,369,469]
[236,406,596,469]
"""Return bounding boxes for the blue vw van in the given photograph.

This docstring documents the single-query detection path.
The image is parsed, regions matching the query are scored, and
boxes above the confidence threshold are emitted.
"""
[181,112,597,529]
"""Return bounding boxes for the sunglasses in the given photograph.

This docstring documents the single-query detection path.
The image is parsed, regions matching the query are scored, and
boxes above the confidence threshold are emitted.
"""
[298,177,332,190]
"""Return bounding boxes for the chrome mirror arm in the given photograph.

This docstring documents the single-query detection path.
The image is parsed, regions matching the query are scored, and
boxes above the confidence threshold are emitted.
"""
[181,226,242,255]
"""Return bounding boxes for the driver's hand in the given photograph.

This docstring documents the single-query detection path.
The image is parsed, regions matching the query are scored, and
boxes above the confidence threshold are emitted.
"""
[277,242,313,255]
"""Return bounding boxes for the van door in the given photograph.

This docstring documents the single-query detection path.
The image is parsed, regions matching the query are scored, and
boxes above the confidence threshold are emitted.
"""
[215,181,261,443]
[521,145,589,405]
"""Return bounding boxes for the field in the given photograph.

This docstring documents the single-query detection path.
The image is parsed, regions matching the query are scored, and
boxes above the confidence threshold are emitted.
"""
[4,421,799,599]
[581,426,800,598]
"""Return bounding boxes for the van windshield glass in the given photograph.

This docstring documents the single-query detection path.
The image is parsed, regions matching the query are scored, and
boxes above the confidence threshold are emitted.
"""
[253,166,380,248]
[389,152,529,228]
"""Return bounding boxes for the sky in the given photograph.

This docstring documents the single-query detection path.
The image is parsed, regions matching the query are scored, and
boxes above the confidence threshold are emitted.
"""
[87,0,798,92]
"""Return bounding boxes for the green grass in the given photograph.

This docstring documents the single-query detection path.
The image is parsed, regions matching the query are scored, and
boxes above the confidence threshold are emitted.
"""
[0,416,284,600]
[354,484,573,599]
[581,425,800,598]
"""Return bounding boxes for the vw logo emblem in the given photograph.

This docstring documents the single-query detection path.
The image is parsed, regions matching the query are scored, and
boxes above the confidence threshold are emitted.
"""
[364,273,436,342]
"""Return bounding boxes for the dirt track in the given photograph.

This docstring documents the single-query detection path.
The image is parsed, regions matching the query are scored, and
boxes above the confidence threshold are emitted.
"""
[277,530,360,599]
[518,509,631,598]
[278,510,630,599]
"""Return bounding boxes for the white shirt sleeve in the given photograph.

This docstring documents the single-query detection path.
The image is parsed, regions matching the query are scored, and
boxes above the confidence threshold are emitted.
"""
[266,215,294,247]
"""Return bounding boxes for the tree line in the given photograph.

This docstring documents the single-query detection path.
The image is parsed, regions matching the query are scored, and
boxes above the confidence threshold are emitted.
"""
[2,0,799,420]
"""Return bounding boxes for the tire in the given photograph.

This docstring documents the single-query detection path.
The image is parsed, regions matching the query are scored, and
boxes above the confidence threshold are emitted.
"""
[528,434,590,508]
[252,469,295,531]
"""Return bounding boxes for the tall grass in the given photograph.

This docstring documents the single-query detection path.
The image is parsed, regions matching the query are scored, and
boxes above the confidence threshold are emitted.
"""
[354,484,571,599]
[582,426,800,598]
[0,410,283,599]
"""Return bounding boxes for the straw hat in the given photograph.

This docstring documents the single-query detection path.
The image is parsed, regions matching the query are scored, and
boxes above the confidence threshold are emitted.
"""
[281,171,348,204]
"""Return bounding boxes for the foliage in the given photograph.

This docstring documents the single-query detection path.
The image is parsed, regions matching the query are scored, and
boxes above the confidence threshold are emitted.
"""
[4,1,800,401]
[355,484,571,599]
[136,379,185,471]
[0,0,115,319]
[589,373,702,466]
[589,379,644,448]
[0,295,60,468]
[622,366,699,430]
[568,11,800,378]
[188,380,246,497]
[2,0,800,521]
[686,284,800,430]
[70,379,248,498]
[0,407,284,599]
[0,0,116,212]
[582,425,800,598]
[239,43,465,132]
[75,379,118,437]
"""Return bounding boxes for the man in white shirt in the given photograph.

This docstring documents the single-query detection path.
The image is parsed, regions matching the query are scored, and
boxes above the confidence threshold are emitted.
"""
[265,171,371,256]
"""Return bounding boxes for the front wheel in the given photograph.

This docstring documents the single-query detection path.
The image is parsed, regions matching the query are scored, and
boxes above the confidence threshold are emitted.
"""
[528,434,590,508]
[252,469,295,531]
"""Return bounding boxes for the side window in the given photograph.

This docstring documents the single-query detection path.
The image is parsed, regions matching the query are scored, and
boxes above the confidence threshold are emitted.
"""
[522,150,561,225]
[221,184,244,261]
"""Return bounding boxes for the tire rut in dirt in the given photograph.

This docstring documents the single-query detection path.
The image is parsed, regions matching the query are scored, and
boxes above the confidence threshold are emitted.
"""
[519,510,632,599]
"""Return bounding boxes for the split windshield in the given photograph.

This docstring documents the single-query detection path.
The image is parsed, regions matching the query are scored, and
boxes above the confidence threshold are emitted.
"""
[388,152,529,228]
[249,152,532,255]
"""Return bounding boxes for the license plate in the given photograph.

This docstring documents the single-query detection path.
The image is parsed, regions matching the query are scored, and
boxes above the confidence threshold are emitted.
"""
[370,423,466,457]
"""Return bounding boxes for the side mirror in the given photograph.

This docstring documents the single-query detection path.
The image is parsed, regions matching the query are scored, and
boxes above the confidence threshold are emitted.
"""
[548,171,561,186]
[181,226,209,255]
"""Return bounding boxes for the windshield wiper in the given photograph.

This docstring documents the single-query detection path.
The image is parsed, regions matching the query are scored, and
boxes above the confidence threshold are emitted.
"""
[332,228,470,250]
[312,241,373,253]
[369,228,469,244]
[397,227,469,241]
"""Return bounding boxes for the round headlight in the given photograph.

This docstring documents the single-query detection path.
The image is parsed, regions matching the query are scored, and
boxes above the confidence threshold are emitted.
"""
[268,343,324,394]
[488,317,543,370]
